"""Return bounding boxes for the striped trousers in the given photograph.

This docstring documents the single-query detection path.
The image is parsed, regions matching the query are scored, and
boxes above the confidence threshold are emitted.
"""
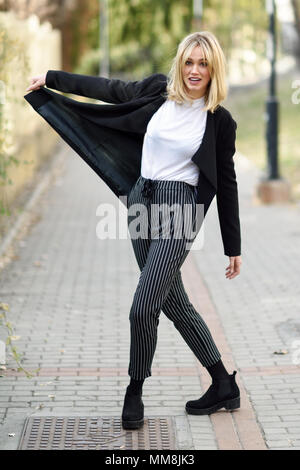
[126,175,221,380]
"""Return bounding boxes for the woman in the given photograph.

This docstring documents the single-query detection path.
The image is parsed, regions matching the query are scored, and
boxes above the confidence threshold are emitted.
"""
[25,31,242,430]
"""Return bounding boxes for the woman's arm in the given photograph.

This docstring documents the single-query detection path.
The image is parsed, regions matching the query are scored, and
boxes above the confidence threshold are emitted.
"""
[216,113,241,258]
[25,71,167,103]
[44,70,159,104]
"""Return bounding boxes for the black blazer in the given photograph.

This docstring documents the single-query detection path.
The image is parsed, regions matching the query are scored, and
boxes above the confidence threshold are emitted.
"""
[24,70,241,257]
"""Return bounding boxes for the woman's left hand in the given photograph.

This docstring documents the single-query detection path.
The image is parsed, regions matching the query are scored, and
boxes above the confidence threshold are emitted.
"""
[225,256,242,279]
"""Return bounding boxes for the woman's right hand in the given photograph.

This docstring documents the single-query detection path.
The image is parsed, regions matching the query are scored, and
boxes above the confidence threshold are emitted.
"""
[25,73,47,92]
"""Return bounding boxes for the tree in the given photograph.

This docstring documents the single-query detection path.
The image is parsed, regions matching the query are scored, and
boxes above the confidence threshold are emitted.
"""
[291,0,300,64]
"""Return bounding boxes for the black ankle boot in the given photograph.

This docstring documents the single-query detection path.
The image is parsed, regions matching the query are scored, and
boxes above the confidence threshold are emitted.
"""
[121,385,144,430]
[185,370,240,415]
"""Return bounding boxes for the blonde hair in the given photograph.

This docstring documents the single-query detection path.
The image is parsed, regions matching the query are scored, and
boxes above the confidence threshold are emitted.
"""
[164,31,228,113]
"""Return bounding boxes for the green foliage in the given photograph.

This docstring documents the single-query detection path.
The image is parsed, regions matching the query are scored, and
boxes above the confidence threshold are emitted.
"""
[68,0,101,70]
[75,40,171,78]
[74,0,269,79]
[75,0,194,78]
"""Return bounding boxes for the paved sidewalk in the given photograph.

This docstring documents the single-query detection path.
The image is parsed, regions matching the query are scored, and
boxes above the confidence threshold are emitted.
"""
[0,142,299,450]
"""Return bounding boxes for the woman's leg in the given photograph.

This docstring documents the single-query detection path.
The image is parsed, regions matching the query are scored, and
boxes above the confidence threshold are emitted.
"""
[128,235,193,379]
[161,270,221,367]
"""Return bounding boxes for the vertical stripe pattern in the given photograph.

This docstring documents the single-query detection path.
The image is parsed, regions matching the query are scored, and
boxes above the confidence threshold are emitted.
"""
[127,175,221,379]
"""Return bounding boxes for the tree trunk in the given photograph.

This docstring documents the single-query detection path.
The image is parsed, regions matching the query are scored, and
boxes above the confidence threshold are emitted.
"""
[291,0,300,65]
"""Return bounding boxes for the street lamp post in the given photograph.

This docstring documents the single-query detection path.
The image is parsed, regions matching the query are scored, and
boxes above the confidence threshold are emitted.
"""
[192,0,203,30]
[265,0,279,179]
[99,0,110,78]
[256,0,290,203]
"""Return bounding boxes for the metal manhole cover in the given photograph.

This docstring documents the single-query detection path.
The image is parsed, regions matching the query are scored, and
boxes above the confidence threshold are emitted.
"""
[18,416,177,450]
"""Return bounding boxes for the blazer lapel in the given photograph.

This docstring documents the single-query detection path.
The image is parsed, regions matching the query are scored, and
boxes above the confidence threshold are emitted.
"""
[191,110,217,191]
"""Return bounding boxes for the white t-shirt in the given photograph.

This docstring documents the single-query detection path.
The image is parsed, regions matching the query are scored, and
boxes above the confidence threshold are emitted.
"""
[141,96,207,186]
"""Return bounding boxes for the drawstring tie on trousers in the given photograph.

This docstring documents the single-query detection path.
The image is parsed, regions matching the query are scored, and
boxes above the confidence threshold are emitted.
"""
[141,178,154,199]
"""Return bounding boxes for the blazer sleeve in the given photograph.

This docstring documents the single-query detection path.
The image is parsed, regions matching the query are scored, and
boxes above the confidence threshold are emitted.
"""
[216,113,241,257]
[45,70,165,104]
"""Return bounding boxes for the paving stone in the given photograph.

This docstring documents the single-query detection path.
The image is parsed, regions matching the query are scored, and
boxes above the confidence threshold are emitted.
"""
[266,440,294,448]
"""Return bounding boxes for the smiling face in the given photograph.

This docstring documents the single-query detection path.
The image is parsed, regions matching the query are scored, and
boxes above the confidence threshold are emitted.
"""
[182,45,211,99]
